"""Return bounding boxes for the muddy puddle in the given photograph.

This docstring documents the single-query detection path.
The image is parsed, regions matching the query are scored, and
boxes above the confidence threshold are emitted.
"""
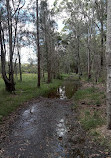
[48,79,80,99]
[1,76,110,157]
[1,97,84,158]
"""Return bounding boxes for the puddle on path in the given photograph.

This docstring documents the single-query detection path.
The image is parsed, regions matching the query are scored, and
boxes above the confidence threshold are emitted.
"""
[48,79,80,99]
[56,119,67,137]
[1,78,85,158]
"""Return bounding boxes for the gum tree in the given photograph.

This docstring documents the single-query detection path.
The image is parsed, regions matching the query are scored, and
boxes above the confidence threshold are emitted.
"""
[0,0,25,92]
[106,0,111,129]
[36,0,41,87]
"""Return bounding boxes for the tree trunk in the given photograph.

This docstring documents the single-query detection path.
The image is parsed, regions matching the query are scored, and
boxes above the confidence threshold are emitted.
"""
[48,32,52,83]
[14,58,18,80]
[44,13,51,83]
[106,0,111,129]
[77,34,81,78]
[6,0,15,91]
[36,0,41,87]
[18,50,22,82]
[88,48,91,80]
[101,21,104,67]
[87,28,91,80]
[0,14,15,92]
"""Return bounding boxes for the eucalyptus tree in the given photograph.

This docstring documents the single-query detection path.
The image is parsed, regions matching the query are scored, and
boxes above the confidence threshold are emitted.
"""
[94,0,107,67]
[40,0,51,83]
[55,0,91,76]
[0,0,25,92]
[53,0,107,81]
[106,0,111,129]
[36,0,41,87]
[39,0,59,83]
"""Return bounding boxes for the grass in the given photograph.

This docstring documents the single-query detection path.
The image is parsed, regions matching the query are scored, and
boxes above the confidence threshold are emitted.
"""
[80,110,105,130]
[74,87,105,106]
[89,129,111,150]
[81,73,106,84]
[72,76,111,151]
[73,85,106,130]
[72,79,111,149]
[0,73,63,121]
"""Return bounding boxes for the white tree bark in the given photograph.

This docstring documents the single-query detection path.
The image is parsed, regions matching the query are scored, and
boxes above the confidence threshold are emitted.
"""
[106,0,111,129]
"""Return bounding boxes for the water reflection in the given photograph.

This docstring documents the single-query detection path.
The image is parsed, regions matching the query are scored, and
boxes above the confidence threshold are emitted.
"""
[22,105,36,117]
[58,86,67,100]
[57,80,79,100]
[48,79,80,99]
[64,80,79,99]
[56,119,67,137]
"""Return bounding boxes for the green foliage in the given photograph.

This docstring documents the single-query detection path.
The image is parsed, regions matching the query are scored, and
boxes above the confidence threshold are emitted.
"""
[73,84,106,130]
[80,110,105,130]
[74,87,96,100]
[90,130,100,137]
[74,87,105,106]
[98,77,106,83]
[90,130,111,150]
[22,64,37,73]
[0,73,62,120]
[61,73,70,79]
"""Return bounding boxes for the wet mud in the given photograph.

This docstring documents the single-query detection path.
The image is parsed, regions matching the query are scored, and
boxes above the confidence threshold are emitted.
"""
[0,98,79,158]
[0,78,111,158]
[48,79,80,99]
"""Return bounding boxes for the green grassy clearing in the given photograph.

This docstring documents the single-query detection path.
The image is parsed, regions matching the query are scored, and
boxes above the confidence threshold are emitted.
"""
[0,73,64,120]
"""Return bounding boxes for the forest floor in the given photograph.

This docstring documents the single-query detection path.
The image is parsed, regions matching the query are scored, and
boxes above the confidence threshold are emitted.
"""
[74,79,111,153]
[0,76,111,158]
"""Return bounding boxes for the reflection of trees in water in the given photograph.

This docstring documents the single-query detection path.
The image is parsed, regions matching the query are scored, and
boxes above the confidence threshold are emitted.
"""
[49,80,79,99]
[58,86,67,100]
[65,81,79,99]
[58,81,79,99]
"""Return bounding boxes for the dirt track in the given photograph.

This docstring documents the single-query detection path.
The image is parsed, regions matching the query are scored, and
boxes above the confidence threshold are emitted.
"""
[0,97,111,157]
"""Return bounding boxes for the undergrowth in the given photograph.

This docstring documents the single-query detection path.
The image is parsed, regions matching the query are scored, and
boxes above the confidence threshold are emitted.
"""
[73,85,106,130]
[73,80,111,150]
[80,110,105,130]
[74,87,105,106]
